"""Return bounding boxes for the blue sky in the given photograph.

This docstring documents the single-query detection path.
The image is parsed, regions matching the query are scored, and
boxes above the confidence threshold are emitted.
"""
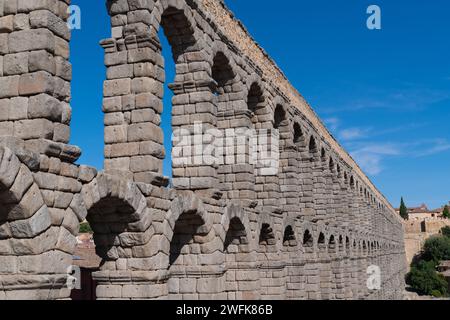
[69,0,450,209]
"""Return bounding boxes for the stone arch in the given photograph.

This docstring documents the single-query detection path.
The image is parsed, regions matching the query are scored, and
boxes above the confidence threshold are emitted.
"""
[345,236,351,252]
[362,240,368,254]
[167,191,214,267]
[338,235,344,252]
[272,96,288,130]
[150,1,207,73]
[222,203,252,253]
[211,45,238,96]
[246,78,267,121]
[210,41,239,74]
[317,232,326,251]
[244,74,264,95]
[302,229,314,253]
[0,146,53,253]
[336,163,341,177]
[166,191,213,239]
[293,121,304,144]
[105,0,212,183]
[224,217,249,253]
[154,0,199,42]
[329,157,335,173]
[283,225,296,247]
[258,220,276,246]
[308,136,319,156]
[328,234,336,253]
[0,147,46,219]
[81,173,150,261]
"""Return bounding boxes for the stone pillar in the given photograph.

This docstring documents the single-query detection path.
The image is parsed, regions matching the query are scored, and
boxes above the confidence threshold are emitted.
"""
[312,155,326,222]
[0,0,73,146]
[323,159,336,223]
[225,253,261,300]
[217,109,256,208]
[254,129,281,215]
[101,33,166,183]
[0,0,92,300]
[342,238,354,299]
[319,248,333,299]
[281,143,301,221]
[299,143,313,219]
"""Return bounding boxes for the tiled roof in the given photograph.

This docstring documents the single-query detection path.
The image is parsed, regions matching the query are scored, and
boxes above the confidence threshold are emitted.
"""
[72,233,101,269]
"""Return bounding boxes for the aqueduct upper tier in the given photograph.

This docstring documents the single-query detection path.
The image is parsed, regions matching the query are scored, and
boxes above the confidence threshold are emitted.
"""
[0,0,406,300]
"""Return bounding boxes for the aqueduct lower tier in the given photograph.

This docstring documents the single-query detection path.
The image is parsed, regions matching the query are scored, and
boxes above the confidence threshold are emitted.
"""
[0,0,406,300]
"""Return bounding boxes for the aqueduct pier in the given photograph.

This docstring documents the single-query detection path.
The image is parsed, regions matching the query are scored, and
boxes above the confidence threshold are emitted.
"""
[0,0,406,300]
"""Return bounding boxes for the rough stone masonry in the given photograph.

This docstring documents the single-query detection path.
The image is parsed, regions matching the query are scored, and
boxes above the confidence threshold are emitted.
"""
[0,0,407,300]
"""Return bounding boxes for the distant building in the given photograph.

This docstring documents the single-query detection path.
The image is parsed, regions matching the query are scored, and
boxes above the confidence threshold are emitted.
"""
[395,202,449,221]
[70,233,101,301]
[401,202,450,268]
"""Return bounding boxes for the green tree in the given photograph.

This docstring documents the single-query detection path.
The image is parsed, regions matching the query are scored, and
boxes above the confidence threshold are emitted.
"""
[399,197,408,220]
[407,234,450,297]
[79,221,93,234]
[441,226,450,238]
[443,205,450,219]
[407,260,448,297]
[421,235,450,263]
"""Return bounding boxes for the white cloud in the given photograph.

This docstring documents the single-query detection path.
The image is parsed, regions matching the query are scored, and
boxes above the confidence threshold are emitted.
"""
[339,128,370,141]
[414,139,450,157]
[355,144,401,156]
[324,117,340,131]
[351,151,384,175]
[320,115,450,176]
[349,139,450,176]
[350,143,402,176]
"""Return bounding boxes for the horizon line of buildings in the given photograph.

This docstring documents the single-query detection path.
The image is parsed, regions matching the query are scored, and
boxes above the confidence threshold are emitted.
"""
[395,202,450,221]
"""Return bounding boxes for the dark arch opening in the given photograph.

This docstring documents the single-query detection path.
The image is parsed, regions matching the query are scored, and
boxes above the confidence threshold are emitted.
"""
[309,137,317,154]
[303,229,314,252]
[274,105,286,129]
[259,223,275,246]
[293,122,303,143]
[329,158,334,172]
[212,51,235,97]
[339,235,344,251]
[321,148,326,160]
[283,225,296,246]
[247,82,264,117]
[328,235,336,251]
[318,232,326,250]
[87,197,140,262]
[224,217,248,253]
[169,211,206,267]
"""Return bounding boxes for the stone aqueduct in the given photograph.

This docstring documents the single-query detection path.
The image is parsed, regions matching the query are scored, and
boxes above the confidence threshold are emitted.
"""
[0,0,406,300]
